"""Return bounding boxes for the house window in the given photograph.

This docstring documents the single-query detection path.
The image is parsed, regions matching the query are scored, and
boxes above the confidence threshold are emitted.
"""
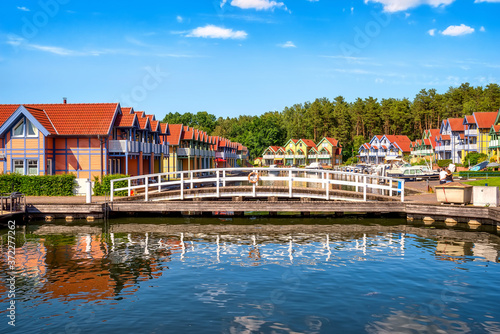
[46,159,53,175]
[13,160,24,174]
[28,160,38,175]
[27,120,37,136]
[12,118,38,137]
[13,119,24,137]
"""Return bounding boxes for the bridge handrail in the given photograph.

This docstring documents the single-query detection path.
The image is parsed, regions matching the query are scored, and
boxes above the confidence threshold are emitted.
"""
[110,167,405,203]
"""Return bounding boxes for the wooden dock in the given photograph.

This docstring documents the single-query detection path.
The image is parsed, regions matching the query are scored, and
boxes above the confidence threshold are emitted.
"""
[23,199,500,226]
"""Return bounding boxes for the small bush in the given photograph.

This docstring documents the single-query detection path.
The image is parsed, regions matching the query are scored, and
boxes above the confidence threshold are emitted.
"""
[437,159,452,168]
[0,174,76,196]
[463,152,488,168]
[93,174,129,196]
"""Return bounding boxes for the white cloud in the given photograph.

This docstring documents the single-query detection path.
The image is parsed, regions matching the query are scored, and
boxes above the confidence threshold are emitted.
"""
[223,0,286,10]
[480,26,486,32]
[428,28,436,36]
[364,0,455,12]
[17,6,30,11]
[187,25,247,39]
[278,41,296,48]
[474,0,500,2]
[176,15,183,23]
[29,44,80,56]
[441,24,474,36]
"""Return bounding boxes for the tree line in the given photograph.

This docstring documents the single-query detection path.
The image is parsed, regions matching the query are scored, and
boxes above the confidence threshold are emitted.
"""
[162,83,500,160]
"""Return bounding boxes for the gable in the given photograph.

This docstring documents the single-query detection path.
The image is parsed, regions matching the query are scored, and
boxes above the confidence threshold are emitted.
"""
[0,105,51,137]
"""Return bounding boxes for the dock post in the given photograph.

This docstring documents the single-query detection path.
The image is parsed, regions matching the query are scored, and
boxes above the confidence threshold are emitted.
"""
[289,170,293,198]
[145,176,149,202]
[190,171,194,189]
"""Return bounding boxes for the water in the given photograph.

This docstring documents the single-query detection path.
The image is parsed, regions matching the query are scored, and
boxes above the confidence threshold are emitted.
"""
[1,217,500,333]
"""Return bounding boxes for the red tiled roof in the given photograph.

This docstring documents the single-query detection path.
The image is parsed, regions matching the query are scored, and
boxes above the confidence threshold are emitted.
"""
[381,145,387,149]
[384,135,411,143]
[115,113,137,127]
[181,126,193,140]
[423,139,431,146]
[134,111,145,118]
[166,124,183,146]
[441,134,451,140]
[300,139,316,148]
[146,114,156,121]
[474,112,497,129]
[372,146,378,150]
[24,106,57,134]
[137,116,150,130]
[0,105,19,125]
[160,123,169,135]
[465,115,475,124]
[291,139,298,143]
[447,118,464,132]
[493,125,500,132]
[375,135,383,140]
[323,137,339,147]
[362,143,371,149]
[150,120,160,132]
[25,103,119,135]
[121,107,132,114]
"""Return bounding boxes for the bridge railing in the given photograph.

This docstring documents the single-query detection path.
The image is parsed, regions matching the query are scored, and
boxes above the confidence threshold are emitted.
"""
[110,167,405,202]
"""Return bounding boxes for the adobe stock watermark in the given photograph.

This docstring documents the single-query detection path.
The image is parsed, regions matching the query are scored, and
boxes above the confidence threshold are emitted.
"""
[339,10,391,59]
[120,66,168,107]
[5,220,17,327]
[9,0,70,50]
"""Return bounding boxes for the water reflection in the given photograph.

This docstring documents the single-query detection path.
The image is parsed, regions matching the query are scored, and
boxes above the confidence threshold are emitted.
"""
[0,221,499,333]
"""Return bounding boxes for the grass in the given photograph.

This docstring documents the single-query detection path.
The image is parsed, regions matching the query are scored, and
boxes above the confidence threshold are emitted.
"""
[462,177,500,188]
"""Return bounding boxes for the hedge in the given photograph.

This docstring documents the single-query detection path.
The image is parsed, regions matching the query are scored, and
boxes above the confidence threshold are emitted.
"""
[0,174,76,196]
[458,171,500,178]
[93,174,129,196]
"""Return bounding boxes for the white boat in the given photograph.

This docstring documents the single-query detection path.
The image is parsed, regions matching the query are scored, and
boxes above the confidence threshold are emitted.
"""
[387,164,439,181]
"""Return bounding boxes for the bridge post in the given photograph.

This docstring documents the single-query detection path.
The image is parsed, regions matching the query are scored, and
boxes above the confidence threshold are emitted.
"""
[253,178,256,197]
[389,179,393,197]
[400,180,405,202]
[145,176,149,202]
[158,175,161,192]
[289,170,293,198]
[223,170,226,187]
[190,171,193,190]
[110,180,114,202]
[363,175,367,201]
[326,176,329,200]
[216,170,220,198]
[181,173,184,200]
[128,179,131,197]
[321,172,325,189]
[355,174,359,192]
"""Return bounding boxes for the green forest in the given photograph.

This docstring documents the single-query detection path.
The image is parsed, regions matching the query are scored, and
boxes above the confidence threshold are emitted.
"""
[162,83,500,160]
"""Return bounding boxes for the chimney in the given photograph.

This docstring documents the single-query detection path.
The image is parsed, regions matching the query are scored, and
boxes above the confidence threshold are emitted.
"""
[63,97,67,104]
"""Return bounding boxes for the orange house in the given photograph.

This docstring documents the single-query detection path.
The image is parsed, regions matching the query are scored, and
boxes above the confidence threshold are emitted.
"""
[0,103,170,180]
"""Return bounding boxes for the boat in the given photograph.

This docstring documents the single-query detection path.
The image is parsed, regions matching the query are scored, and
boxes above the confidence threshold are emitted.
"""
[386,164,439,181]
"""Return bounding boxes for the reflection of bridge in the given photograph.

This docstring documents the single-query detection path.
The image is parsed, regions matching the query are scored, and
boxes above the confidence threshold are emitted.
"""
[110,167,405,203]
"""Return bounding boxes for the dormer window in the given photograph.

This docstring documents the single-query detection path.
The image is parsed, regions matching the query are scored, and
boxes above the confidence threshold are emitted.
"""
[13,118,38,137]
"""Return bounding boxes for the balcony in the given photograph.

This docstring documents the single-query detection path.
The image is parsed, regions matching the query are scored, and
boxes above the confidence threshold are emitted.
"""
[465,129,478,136]
[263,154,274,159]
[108,140,140,154]
[177,148,192,156]
[489,139,500,149]
[285,155,294,159]
[295,154,305,159]
[141,142,152,154]
[463,144,478,151]
[274,154,284,159]
[308,154,317,159]
[317,154,330,159]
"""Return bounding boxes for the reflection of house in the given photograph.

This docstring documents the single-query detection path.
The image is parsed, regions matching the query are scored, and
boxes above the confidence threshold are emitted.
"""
[435,240,473,262]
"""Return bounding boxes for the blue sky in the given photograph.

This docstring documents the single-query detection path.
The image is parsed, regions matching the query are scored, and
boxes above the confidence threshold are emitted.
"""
[1,0,499,120]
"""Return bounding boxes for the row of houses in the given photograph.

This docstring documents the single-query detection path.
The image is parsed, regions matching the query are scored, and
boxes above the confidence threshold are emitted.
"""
[261,137,342,167]
[359,109,500,164]
[0,102,249,181]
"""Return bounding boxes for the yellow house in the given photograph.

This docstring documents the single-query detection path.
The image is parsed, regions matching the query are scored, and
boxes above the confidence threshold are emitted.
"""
[465,112,498,156]
[283,139,298,166]
[315,137,343,165]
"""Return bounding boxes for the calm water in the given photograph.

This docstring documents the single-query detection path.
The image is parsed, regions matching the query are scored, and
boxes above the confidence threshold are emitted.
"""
[1,216,500,334]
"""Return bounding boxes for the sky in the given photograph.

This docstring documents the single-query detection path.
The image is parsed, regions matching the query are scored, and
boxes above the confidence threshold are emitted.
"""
[1,0,499,120]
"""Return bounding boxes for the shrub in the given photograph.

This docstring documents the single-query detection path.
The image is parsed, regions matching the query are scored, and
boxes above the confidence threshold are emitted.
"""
[93,174,129,196]
[345,157,358,165]
[491,155,498,163]
[463,152,488,168]
[0,174,76,196]
[437,159,452,168]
